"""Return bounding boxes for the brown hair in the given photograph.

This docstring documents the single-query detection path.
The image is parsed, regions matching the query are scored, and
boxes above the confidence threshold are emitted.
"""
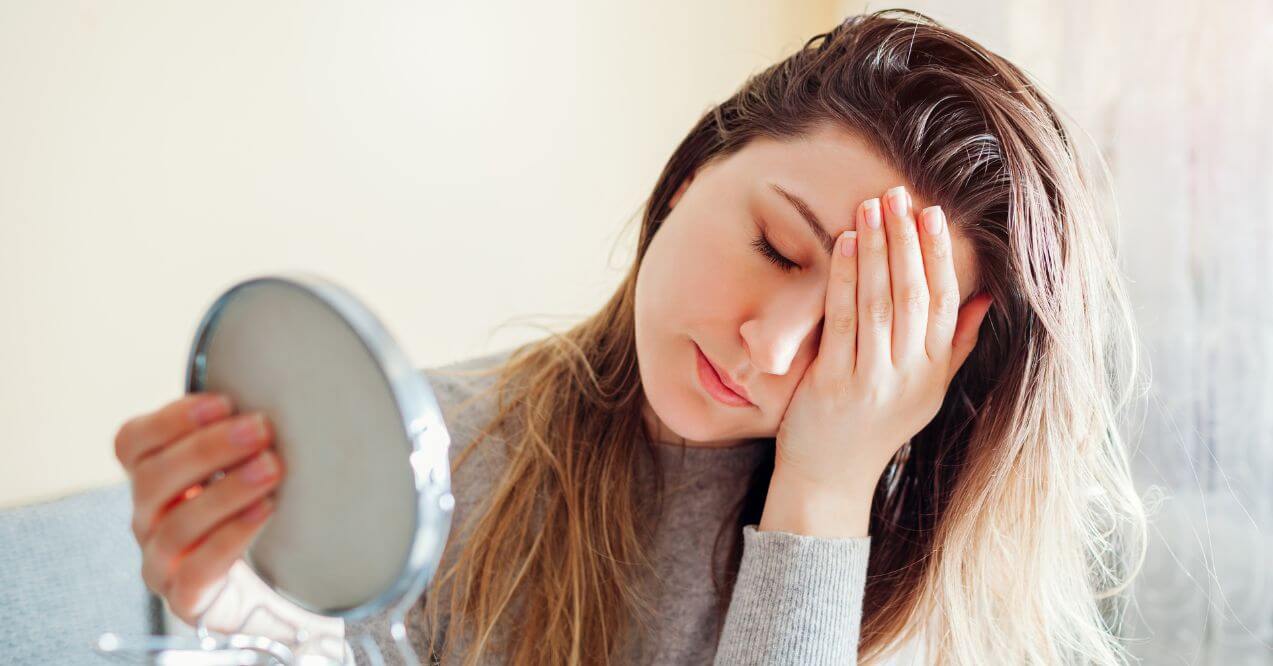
[423,8,1147,664]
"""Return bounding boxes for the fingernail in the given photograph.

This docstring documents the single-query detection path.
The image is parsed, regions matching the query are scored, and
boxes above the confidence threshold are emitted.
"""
[191,395,232,425]
[922,206,944,235]
[863,198,881,229]
[887,186,909,216]
[241,498,273,523]
[242,451,278,484]
[229,414,265,447]
[839,230,857,257]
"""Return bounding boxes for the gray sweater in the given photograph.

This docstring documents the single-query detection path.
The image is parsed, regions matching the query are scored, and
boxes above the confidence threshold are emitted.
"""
[369,348,872,664]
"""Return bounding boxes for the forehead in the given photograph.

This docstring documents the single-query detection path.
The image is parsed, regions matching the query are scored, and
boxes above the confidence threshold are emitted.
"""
[716,125,981,303]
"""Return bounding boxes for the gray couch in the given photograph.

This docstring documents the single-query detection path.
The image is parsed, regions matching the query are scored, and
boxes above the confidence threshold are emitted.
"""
[0,483,162,664]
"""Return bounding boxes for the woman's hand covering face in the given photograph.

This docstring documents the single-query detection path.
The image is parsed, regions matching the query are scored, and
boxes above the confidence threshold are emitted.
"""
[773,185,994,492]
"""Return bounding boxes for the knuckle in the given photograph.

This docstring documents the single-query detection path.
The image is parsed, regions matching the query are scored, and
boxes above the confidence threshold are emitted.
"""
[933,290,961,318]
[866,299,892,326]
[831,311,856,335]
[899,287,929,313]
[862,382,890,405]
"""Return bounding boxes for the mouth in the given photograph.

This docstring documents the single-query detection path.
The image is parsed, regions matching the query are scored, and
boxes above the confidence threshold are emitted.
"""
[694,342,753,407]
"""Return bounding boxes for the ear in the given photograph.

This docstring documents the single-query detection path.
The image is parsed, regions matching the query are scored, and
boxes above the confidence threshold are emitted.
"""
[945,292,994,385]
[668,174,694,210]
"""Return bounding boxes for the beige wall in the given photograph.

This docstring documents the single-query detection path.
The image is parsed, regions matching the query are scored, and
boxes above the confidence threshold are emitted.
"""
[0,1,839,508]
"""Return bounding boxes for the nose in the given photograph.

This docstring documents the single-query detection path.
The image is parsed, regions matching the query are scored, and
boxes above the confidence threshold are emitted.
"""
[739,284,825,376]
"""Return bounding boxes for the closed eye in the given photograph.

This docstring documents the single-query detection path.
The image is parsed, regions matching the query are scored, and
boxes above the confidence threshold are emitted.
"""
[750,232,799,273]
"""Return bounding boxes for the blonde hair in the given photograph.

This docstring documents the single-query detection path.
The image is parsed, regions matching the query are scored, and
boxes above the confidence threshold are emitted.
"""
[422,9,1148,665]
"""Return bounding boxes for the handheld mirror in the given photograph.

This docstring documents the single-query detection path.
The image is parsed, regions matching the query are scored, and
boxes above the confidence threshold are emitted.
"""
[181,272,454,663]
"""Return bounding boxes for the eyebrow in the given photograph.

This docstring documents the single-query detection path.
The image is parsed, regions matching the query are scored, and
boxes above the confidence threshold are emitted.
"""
[769,182,836,257]
[770,182,977,307]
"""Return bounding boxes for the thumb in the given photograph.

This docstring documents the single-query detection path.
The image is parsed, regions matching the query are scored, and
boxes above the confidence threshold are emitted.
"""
[947,293,993,383]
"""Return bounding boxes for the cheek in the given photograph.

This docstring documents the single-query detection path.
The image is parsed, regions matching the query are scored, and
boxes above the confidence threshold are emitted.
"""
[645,217,751,319]
[699,219,764,295]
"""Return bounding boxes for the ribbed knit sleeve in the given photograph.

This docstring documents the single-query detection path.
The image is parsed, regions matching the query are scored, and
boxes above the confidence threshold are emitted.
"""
[713,524,871,665]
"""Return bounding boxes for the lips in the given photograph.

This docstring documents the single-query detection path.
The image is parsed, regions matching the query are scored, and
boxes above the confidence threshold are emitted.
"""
[696,343,752,404]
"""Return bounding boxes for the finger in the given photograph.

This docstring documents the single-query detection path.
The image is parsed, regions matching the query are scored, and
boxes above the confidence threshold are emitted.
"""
[883,185,928,366]
[920,205,960,363]
[131,413,272,542]
[856,196,892,377]
[945,293,995,385]
[141,450,281,595]
[115,393,235,471]
[164,498,275,617]
[817,218,860,375]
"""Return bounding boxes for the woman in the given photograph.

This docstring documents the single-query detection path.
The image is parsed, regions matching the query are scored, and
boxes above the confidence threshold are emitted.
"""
[114,8,1148,665]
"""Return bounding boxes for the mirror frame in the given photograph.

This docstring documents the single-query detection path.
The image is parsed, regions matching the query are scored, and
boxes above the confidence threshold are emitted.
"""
[184,272,455,621]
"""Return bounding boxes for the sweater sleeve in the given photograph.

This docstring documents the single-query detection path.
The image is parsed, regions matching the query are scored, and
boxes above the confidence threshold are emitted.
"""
[713,524,871,665]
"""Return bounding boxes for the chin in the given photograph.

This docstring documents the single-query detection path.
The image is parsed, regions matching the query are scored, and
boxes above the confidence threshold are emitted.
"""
[641,342,742,444]
[643,372,702,440]
[656,400,720,443]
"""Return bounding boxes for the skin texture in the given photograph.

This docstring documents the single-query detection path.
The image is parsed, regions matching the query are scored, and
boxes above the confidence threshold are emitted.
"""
[635,124,982,452]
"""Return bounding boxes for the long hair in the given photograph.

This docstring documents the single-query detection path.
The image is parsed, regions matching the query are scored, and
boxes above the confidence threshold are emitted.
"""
[422,8,1148,665]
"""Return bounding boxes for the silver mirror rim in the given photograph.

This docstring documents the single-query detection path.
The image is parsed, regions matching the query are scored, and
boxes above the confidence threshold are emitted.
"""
[184,271,454,621]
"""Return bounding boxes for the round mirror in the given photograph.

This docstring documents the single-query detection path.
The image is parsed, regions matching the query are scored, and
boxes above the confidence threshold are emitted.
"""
[184,272,454,624]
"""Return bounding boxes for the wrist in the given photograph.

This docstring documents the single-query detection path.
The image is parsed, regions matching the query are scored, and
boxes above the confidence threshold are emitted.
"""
[758,460,883,538]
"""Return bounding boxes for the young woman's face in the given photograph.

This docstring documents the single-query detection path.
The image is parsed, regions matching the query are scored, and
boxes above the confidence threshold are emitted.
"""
[634,124,980,448]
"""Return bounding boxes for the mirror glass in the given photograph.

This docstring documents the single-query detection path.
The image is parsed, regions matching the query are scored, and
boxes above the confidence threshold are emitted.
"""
[185,273,454,621]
